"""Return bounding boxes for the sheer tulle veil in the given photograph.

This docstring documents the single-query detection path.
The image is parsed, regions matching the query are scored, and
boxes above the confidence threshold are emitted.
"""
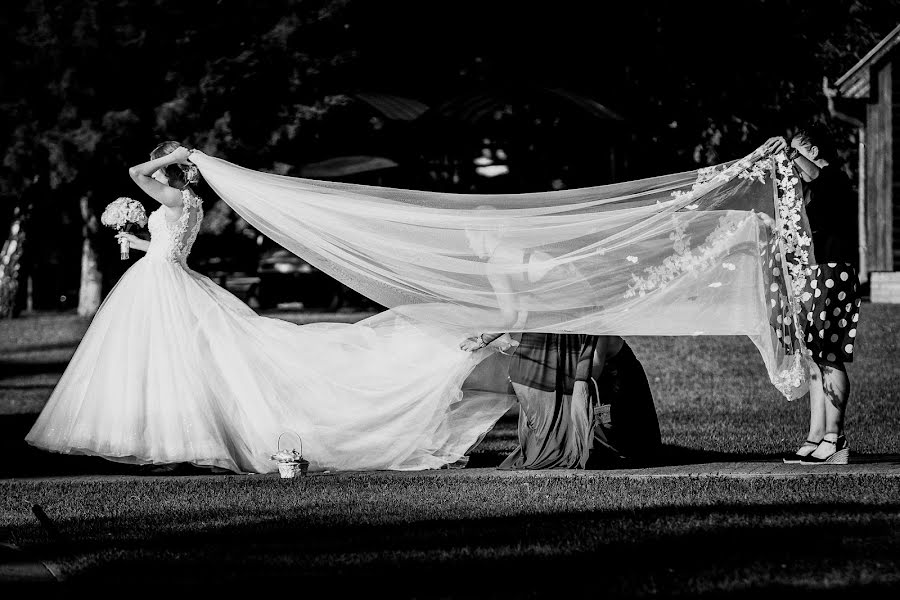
[189,148,814,401]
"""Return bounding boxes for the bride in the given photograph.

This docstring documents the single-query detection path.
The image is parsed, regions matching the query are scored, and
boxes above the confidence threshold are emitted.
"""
[25,142,511,474]
[27,137,809,473]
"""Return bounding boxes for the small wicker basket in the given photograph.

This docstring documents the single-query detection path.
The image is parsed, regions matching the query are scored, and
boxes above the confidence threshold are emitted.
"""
[277,461,307,478]
[273,431,309,478]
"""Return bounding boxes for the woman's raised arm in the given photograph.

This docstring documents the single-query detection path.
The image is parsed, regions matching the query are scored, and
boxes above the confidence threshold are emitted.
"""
[128,146,191,208]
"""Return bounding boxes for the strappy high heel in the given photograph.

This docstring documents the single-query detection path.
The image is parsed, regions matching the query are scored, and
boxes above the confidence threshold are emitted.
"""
[781,439,821,464]
[799,435,850,465]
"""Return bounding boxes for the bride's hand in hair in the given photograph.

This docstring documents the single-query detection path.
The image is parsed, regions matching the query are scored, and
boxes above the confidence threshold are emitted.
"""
[170,146,192,164]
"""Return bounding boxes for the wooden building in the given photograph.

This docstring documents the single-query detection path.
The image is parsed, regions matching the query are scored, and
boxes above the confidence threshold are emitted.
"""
[833,23,900,303]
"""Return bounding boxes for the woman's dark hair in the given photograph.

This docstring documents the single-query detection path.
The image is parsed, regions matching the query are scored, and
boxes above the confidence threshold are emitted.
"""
[793,122,838,164]
[150,140,197,188]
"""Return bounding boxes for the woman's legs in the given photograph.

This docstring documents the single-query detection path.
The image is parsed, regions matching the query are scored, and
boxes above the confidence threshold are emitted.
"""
[807,361,850,460]
[806,362,826,443]
[821,363,850,435]
[792,262,858,462]
[785,362,828,462]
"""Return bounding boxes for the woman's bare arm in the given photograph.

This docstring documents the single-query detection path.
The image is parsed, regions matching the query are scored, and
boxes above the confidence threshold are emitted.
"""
[791,153,822,183]
[115,232,150,253]
[459,257,529,351]
[128,146,191,209]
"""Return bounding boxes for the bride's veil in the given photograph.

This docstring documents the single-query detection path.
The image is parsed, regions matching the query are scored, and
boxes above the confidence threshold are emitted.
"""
[189,148,813,402]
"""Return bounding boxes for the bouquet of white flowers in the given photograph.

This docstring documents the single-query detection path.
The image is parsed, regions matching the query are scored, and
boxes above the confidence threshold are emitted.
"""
[101,197,148,260]
[270,449,304,463]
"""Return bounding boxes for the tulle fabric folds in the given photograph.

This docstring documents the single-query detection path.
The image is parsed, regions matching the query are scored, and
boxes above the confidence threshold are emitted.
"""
[191,149,812,400]
[26,258,513,473]
[27,147,814,474]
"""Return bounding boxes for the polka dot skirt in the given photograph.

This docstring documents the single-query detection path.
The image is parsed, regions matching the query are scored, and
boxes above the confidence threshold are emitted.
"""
[800,263,861,365]
[765,248,803,354]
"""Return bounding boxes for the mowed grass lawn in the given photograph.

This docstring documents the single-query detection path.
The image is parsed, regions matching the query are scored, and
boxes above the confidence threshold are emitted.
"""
[0,304,898,595]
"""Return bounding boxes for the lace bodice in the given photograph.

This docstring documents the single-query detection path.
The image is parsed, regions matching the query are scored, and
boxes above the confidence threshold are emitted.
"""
[146,188,204,264]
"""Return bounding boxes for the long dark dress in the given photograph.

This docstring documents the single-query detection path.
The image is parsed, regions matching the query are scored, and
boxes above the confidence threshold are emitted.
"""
[588,341,662,466]
[500,337,661,470]
[499,333,599,469]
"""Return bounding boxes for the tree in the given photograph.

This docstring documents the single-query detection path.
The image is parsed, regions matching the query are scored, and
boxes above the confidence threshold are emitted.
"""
[1,0,356,315]
[3,0,899,316]
[0,205,29,317]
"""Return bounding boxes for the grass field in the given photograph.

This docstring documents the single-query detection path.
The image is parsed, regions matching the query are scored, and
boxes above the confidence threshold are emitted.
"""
[3,474,900,594]
[1,305,898,594]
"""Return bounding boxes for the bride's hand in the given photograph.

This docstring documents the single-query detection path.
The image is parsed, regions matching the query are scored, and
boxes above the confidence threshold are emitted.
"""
[490,333,519,354]
[115,232,141,248]
[170,146,192,164]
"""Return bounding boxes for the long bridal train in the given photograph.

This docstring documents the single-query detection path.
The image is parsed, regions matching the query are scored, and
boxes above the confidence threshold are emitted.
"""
[26,189,513,473]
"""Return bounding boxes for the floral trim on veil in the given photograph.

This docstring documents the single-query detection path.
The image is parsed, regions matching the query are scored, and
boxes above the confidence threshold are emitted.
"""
[624,151,813,397]
[624,148,777,299]
[623,211,751,299]
[769,152,813,396]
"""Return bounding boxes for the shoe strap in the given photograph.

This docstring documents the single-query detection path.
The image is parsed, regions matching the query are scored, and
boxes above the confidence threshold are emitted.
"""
[819,439,836,445]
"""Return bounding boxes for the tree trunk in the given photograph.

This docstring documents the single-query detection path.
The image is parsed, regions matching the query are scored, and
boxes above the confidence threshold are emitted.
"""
[0,204,29,318]
[77,195,102,317]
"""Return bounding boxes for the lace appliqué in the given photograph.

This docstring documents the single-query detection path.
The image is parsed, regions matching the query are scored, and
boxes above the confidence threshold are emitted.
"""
[773,155,812,299]
[669,150,772,207]
[771,353,806,398]
[769,152,813,397]
[670,165,726,204]
[623,211,750,298]
[627,150,785,299]
[172,188,203,262]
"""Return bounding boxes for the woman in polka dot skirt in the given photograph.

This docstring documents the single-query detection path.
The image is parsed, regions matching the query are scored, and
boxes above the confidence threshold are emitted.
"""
[765,125,859,464]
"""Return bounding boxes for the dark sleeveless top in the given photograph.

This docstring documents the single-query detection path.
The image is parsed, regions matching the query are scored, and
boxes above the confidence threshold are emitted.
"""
[803,166,857,264]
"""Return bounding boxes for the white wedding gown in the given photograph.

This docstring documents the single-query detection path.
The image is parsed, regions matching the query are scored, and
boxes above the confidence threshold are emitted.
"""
[26,189,513,473]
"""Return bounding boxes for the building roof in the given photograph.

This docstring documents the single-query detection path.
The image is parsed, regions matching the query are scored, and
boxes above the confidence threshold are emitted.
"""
[299,155,398,178]
[433,87,624,124]
[836,23,900,98]
[354,93,429,121]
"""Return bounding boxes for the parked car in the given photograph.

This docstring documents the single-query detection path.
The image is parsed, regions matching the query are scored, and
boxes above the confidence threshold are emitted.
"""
[256,248,345,311]
[193,255,261,308]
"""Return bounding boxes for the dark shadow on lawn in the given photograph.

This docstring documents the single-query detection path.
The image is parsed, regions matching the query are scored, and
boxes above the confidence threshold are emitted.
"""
[0,412,806,477]
[7,501,900,596]
[0,359,71,377]
[465,445,749,469]
[0,340,81,355]
[0,414,137,479]
[4,410,900,478]
[468,443,900,470]
[0,384,56,391]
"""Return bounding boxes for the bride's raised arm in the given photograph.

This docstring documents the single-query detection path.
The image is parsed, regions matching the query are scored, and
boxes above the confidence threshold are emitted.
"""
[128,145,191,209]
[459,236,530,353]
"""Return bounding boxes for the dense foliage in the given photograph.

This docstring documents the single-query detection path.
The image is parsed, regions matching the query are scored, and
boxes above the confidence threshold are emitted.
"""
[1,0,898,307]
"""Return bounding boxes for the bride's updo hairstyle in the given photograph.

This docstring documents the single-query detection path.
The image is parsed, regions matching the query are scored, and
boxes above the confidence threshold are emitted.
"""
[150,140,200,188]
